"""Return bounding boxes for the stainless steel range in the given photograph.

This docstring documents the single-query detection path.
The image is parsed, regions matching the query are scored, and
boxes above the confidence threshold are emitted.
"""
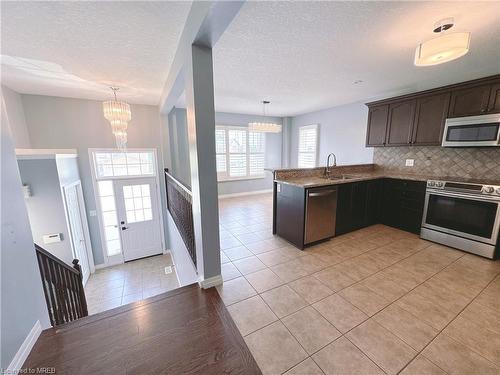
[420,180,500,259]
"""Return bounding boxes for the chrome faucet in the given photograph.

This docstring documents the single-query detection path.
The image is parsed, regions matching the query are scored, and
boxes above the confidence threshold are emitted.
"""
[325,153,337,176]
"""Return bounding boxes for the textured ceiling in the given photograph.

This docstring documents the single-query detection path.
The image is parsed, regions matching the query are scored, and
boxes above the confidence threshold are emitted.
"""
[1,1,191,105]
[213,1,500,116]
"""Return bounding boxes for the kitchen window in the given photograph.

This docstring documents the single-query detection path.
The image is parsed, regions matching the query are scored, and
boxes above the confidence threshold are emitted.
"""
[298,124,318,168]
[216,126,265,181]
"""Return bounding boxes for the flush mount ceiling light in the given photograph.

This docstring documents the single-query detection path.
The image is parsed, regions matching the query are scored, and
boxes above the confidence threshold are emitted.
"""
[414,18,470,67]
[248,101,282,133]
[103,87,131,149]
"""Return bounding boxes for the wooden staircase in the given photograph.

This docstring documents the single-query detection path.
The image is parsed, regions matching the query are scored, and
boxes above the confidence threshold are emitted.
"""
[34,244,88,326]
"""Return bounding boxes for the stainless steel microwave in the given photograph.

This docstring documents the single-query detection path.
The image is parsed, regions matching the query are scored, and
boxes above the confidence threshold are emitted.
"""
[442,114,500,147]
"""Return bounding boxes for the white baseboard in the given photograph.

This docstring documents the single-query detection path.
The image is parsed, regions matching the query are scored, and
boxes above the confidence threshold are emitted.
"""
[218,189,272,199]
[7,320,42,372]
[198,274,223,289]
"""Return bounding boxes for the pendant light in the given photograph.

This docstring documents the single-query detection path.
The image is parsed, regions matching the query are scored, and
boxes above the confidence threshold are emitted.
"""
[414,18,470,67]
[103,87,131,149]
[248,100,282,133]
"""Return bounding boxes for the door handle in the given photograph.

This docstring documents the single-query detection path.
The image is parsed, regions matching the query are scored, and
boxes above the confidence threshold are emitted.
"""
[121,226,129,230]
[309,190,336,197]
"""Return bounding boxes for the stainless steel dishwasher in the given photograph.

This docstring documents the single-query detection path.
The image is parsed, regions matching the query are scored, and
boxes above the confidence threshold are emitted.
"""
[304,187,337,244]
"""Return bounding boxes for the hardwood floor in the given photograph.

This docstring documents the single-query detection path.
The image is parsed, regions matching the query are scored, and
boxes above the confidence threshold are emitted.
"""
[23,284,261,374]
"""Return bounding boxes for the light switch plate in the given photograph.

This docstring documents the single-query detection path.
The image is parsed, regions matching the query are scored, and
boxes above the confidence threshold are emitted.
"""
[405,159,415,167]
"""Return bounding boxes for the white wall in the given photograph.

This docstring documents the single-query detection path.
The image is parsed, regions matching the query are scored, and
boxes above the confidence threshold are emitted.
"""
[290,101,373,168]
[1,97,50,370]
[1,85,30,148]
[20,94,164,266]
[18,159,74,265]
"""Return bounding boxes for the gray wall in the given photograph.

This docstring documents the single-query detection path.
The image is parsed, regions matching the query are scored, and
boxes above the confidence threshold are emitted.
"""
[167,107,191,187]
[20,94,164,266]
[18,159,74,265]
[56,157,80,187]
[216,112,283,195]
[166,109,283,195]
[1,86,30,148]
[290,101,373,168]
[166,213,198,286]
[1,98,50,369]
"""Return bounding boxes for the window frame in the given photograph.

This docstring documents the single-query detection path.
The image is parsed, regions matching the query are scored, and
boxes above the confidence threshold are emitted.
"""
[297,124,319,168]
[92,150,156,180]
[216,125,266,182]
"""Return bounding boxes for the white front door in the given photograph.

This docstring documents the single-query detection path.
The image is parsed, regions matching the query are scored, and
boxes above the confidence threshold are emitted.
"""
[64,183,91,285]
[114,178,162,261]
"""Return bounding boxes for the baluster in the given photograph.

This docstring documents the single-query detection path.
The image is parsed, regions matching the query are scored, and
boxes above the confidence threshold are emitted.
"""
[36,252,55,326]
[68,268,80,318]
[45,257,62,325]
[71,271,83,317]
[62,268,75,321]
[72,259,88,316]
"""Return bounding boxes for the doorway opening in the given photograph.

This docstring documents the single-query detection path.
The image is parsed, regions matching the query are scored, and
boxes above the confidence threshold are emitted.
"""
[86,149,179,315]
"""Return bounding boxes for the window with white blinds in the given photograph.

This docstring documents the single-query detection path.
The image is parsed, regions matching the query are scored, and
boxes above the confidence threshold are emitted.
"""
[216,126,265,180]
[298,124,318,168]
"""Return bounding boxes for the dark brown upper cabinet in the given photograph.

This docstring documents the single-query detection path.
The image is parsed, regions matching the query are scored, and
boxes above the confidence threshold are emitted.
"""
[365,74,500,147]
[386,100,416,146]
[411,92,450,145]
[448,84,491,117]
[488,82,500,113]
[366,104,388,146]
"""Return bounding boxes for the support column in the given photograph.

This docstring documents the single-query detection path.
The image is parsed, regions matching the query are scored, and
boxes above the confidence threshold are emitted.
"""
[185,44,221,287]
[282,117,293,168]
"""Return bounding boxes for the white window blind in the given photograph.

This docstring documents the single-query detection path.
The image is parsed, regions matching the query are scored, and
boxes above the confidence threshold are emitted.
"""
[216,126,265,180]
[298,125,318,168]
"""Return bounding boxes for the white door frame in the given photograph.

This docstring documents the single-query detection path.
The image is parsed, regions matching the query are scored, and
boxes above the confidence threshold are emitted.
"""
[89,148,166,268]
[61,180,95,276]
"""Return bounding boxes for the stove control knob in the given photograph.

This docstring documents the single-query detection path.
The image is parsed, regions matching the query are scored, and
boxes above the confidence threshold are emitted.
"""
[428,181,435,187]
[436,181,444,187]
[484,186,494,194]
[496,187,500,195]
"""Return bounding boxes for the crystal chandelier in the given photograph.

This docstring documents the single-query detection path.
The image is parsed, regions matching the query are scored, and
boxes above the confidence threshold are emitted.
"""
[414,18,470,67]
[103,87,131,149]
[248,100,282,133]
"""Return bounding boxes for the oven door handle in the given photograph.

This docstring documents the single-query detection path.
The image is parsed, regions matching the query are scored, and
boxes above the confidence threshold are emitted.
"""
[426,190,500,203]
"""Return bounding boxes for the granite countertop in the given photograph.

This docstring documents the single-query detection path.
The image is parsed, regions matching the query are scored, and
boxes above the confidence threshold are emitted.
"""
[274,171,499,188]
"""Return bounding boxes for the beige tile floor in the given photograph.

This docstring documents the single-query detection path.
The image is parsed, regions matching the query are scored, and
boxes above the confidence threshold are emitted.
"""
[85,253,179,315]
[216,193,500,375]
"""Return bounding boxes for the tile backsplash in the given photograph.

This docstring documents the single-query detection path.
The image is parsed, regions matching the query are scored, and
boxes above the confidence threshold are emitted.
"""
[374,146,500,181]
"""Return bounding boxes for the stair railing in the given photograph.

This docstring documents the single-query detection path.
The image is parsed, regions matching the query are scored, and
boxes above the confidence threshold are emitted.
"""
[34,244,88,326]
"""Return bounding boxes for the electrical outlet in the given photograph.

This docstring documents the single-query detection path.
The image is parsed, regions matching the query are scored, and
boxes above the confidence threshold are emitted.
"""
[405,159,414,167]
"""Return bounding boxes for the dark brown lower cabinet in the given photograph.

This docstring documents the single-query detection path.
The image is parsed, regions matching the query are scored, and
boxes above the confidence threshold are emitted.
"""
[274,182,306,249]
[274,178,425,249]
[335,179,382,236]
[379,178,426,234]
